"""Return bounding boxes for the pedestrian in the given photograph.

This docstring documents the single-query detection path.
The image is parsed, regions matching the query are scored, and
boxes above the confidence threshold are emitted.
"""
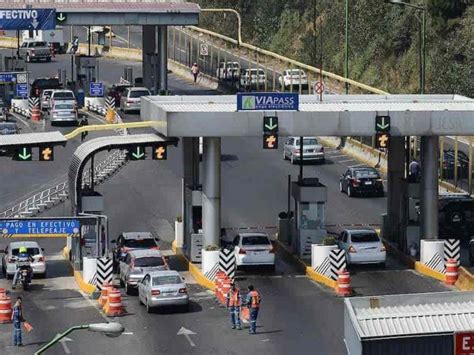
[11,297,25,347]
[79,116,89,142]
[226,282,242,330]
[191,63,200,83]
[409,159,420,182]
[245,285,261,335]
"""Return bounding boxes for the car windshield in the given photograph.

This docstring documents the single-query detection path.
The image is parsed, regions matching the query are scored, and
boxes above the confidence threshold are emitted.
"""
[351,233,380,243]
[12,247,40,256]
[242,236,270,246]
[54,103,74,110]
[43,91,53,97]
[354,169,379,178]
[129,90,149,98]
[295,138,318,146]
[33,42,47,47]
[227,63,239,69]
[35,79,60,89]
[249,69,265,75]
[53,92,75,99]
[134,257,164,267]
[153,275,182,286]
[124,238,156,248]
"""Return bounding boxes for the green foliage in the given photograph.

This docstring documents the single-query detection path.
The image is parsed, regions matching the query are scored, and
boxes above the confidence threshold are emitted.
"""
[197,0,473,98]
[322,236,337,246]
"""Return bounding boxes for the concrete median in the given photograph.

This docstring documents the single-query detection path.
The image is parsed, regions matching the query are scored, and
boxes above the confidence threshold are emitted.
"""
[62,246,97,295]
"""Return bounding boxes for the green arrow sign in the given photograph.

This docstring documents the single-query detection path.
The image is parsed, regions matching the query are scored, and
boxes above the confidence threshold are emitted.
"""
[375,115,390,132]
[16,147,32,161]
[130,146,146,160]
[263,116,278,133]
[56,12,67,23]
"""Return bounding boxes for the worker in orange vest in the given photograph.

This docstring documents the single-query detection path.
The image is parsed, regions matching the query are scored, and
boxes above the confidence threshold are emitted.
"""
[226,281,241,330]
[245,285,261,334]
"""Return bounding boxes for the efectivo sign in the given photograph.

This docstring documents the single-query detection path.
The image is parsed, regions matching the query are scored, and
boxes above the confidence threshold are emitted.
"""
[0,9,56,30]
[237,93,299,111]
[0,218,80,238]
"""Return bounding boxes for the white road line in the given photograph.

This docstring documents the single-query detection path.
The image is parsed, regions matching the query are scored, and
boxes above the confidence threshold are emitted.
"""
[348,164,366,168]
[338,159,356,163]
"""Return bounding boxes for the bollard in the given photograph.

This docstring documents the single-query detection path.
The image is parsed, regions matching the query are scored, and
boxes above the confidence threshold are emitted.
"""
[30,106,41,121]
[336,270,352,297]
[221,277,232,306]
[445,258,458,285]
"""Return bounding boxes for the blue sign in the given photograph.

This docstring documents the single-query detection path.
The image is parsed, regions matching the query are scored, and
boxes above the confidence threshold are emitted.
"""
[89,82,104,97]
[16,83,27,98]
[0,73,16,83]
[0,9,56,30]
[0,219,80,238]
[237,92,299,111]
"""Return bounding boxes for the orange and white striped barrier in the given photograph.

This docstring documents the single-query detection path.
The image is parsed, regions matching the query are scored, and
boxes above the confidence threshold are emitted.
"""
[103,288,125,316]
[0,288,6,299]
[221,278,232,305]
[30,106,41,121]
[241,307,249,322]
[98,284,113,308]
[0,296,12,324]
[336,270,352,297]
[214,271,226,304]
[445,258,459,285]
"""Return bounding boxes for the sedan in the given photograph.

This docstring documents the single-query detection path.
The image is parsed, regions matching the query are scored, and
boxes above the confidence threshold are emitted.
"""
[340,166,384,197]
[138,270,189,313]
[338,228,386,266]
[49,101,78,125]
[283,137,325,164]
[233,233,275,270]
[2,241,46,279]
[120,87,151,113]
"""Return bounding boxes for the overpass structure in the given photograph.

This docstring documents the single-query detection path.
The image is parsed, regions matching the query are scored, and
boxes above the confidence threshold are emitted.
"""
[142,93,474,262]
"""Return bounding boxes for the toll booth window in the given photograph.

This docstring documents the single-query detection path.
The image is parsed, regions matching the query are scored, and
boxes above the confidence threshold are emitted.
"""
[299,202,324,230]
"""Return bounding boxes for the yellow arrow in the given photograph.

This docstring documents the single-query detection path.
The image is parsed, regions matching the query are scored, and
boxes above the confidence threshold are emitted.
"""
[64,121,165,140]
[42,147,52,160]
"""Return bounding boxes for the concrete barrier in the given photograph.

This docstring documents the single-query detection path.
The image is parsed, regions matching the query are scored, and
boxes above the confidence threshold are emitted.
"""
[84,96,106,116]
[455,267,474,291]
[11,98,29,118]
[62,246,97,295]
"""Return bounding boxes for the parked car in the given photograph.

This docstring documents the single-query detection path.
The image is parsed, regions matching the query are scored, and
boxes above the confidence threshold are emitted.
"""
[216,61,240,81]
[138,270,189,313]
[239,69,266,90]
[283,137,325,164]
[112,232,160,271]
[107,83,132,107]
[338,228,386,266]
[119,249,169,294]
[19,40,51,62]
[340,166,384,197]
[233,233,275,270]
[439,193,474,242]
[2,241,46,279]
[441,149,469,180]
[49,101,78,125]
[120,87,151,113]
[41,89,54,111]
[278,69,308,90]
[30,77,62,98]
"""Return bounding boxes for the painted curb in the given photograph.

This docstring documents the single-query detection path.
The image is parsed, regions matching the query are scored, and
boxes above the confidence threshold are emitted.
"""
[172,241,215,291]
[415,261,446,282]
[455,267,474,291]
[62,246,97,295]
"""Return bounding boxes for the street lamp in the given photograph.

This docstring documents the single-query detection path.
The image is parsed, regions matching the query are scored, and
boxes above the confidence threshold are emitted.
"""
[34,322,125,355]
[344,0,349,94]
[201,8,242,46]
[386,0,426,94]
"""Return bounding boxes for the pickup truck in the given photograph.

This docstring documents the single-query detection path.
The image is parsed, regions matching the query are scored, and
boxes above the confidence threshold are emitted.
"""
[19,40,51,63]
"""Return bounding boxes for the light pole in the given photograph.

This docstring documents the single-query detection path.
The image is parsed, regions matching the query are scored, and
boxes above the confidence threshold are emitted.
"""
[35,322,125,355]
[387,0,426,94]
[344,0,349,94]
[201,8,242,46]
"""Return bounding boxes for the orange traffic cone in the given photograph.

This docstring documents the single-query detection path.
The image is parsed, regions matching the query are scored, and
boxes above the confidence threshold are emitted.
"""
[31,106,41,121]
[104,288,125,316]
[445,258,459,285]
[0,296,12,324]
[336,270,352,297]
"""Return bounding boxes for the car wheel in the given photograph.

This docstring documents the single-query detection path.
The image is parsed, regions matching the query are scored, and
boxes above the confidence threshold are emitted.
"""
[378,190,385,198]
[379,262,386,269]
[347,186,354,197]
[146,299,152,313]
[339,182,344,193]
[38,272,46,279]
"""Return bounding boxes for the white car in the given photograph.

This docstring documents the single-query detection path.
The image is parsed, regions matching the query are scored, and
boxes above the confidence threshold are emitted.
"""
[338,229,386,266]
[278,69,308,90]
[49,90,77,111]
[233,233,275,270]
[283,137,325,164]
[239,69,266,90]
[1,241,46,279]
[120,87,151,113]
[138,270,189,313]
[216,61,240,81]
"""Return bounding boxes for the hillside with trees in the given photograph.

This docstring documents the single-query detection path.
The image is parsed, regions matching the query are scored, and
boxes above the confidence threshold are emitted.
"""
[197,0,473,97]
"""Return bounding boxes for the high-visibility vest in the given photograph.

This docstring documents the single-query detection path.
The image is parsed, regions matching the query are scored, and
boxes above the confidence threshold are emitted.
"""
[228,289,241,307]
[248,291,261,308]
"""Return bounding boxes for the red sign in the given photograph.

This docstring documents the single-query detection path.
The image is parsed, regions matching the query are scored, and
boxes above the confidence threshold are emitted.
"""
[455,332,474,355]
[313,81,324,95]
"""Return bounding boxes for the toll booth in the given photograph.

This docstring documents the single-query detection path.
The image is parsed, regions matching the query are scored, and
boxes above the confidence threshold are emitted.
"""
[182,186,203,262]
[291,178,328,258]
[75,55,98,97]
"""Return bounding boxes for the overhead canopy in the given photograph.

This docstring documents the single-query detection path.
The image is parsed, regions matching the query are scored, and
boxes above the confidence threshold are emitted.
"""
[0,131,67,147]
[0,1,200,26]
[141,94,474,137]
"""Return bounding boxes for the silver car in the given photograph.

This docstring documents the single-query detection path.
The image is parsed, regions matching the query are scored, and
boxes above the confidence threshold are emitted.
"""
[1,241,46,279]
[283,136,325,164]
[120,87,151,113]
[138,270,189,313]
[119,249,169,295]
[41,89,54,111]
[49,101,78,124]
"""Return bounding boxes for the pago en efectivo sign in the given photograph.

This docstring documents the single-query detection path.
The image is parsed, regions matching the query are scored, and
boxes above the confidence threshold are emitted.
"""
[237,93,299,111]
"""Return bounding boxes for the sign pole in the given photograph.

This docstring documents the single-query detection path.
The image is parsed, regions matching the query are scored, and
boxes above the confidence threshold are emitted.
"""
[299,136,304,183]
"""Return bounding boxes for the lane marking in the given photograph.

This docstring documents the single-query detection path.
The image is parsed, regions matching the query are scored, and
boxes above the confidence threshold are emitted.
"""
[348,164,366,168]
[338,159,356,163]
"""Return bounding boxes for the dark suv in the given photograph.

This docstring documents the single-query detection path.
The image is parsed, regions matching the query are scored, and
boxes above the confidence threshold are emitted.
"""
[439,194,474,241]
[30,78,62,98]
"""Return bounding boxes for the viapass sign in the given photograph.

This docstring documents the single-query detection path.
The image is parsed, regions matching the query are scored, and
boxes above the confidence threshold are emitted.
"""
[237,93,299,111]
